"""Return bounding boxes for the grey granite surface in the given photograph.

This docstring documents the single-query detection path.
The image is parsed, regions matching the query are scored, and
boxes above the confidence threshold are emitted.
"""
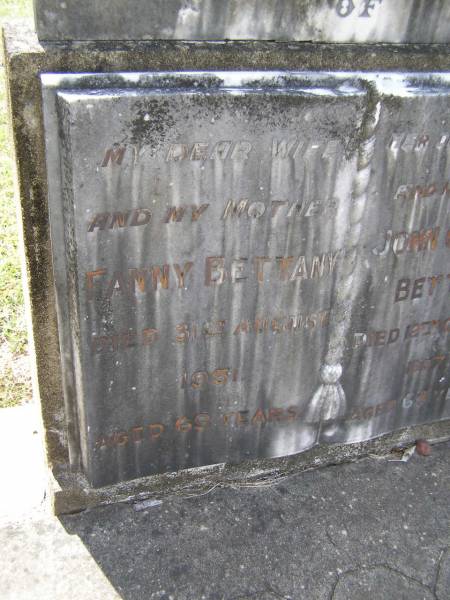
[34,0,450,43]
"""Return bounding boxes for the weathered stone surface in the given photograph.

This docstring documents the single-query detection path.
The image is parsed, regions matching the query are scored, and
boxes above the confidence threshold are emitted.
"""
[42,71,450,487]
[3,22,450,507]
[3,441,448,599]
[332,566,436,600]
[436,549,450,600]
[34,0,450,43]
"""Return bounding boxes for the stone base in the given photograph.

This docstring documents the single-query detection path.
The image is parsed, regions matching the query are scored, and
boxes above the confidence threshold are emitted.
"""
[51,419,450,515]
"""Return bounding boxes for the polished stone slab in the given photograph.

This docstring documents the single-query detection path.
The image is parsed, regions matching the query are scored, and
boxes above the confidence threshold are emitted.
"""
[41,71,450,488]
[34,0,450,43]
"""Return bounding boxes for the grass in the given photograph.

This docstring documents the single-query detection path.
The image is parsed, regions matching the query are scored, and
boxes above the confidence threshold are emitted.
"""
[0,0,32,19]
[0,0,33,407]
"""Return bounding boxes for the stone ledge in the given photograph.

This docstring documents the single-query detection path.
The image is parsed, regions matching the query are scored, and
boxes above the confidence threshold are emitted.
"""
[51,419,450,514]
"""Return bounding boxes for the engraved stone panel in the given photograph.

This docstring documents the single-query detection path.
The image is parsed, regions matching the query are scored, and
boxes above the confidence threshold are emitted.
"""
[345,73,450,446]
[41,72,450,487]
[34,0,450,43]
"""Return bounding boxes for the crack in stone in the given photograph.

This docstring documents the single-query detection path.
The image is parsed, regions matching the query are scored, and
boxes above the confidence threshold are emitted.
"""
[229,582,292,600]
[229,593,265,600]
[434,547,449,599]
[265,581,293,599]
[329,562,437,600]
[324,527,353,563]
[326,529,338,549]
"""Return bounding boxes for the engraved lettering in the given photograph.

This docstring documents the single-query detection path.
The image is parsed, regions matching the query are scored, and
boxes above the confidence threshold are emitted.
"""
[101,144,126,167]
[166,144,188,161]
[395,274,448,302]
[164,206,186,223]
[271,201,288,217]
[230,141,252,161]
[86,269,107,299]
[173,262,194,288]
[106,271,129,298]
[191,204,210,222]
[272,138,299,159]
[109,211,129,229]
[91,328,159,353]
[190,143,209,161]
[374,227,441,256]
[231,259,248,283]
[222,199,249,220]
[87,213,109,232]
[290,256,308,281]
[205,256,226,286]
[151,265,170,290]
[247,202,266,218]
[88,208,151,231]
[128,269,147,294]
[359,0,382,18]
[395,278,410,303]
[209,141,232,160]
[335,0,355,17]
[254,257,271,283]
[129,208,152,227]
[166,141,251,161]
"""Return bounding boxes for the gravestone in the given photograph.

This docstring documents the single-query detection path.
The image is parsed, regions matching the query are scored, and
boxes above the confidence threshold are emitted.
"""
[35,0,450,43]
[3,2,450,510]
[42,70,450,488]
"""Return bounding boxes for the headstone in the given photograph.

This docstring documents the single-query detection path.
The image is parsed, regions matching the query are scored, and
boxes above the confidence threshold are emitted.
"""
[3,1,450,510]
[42,71,450,487]
[34,0,450,43]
